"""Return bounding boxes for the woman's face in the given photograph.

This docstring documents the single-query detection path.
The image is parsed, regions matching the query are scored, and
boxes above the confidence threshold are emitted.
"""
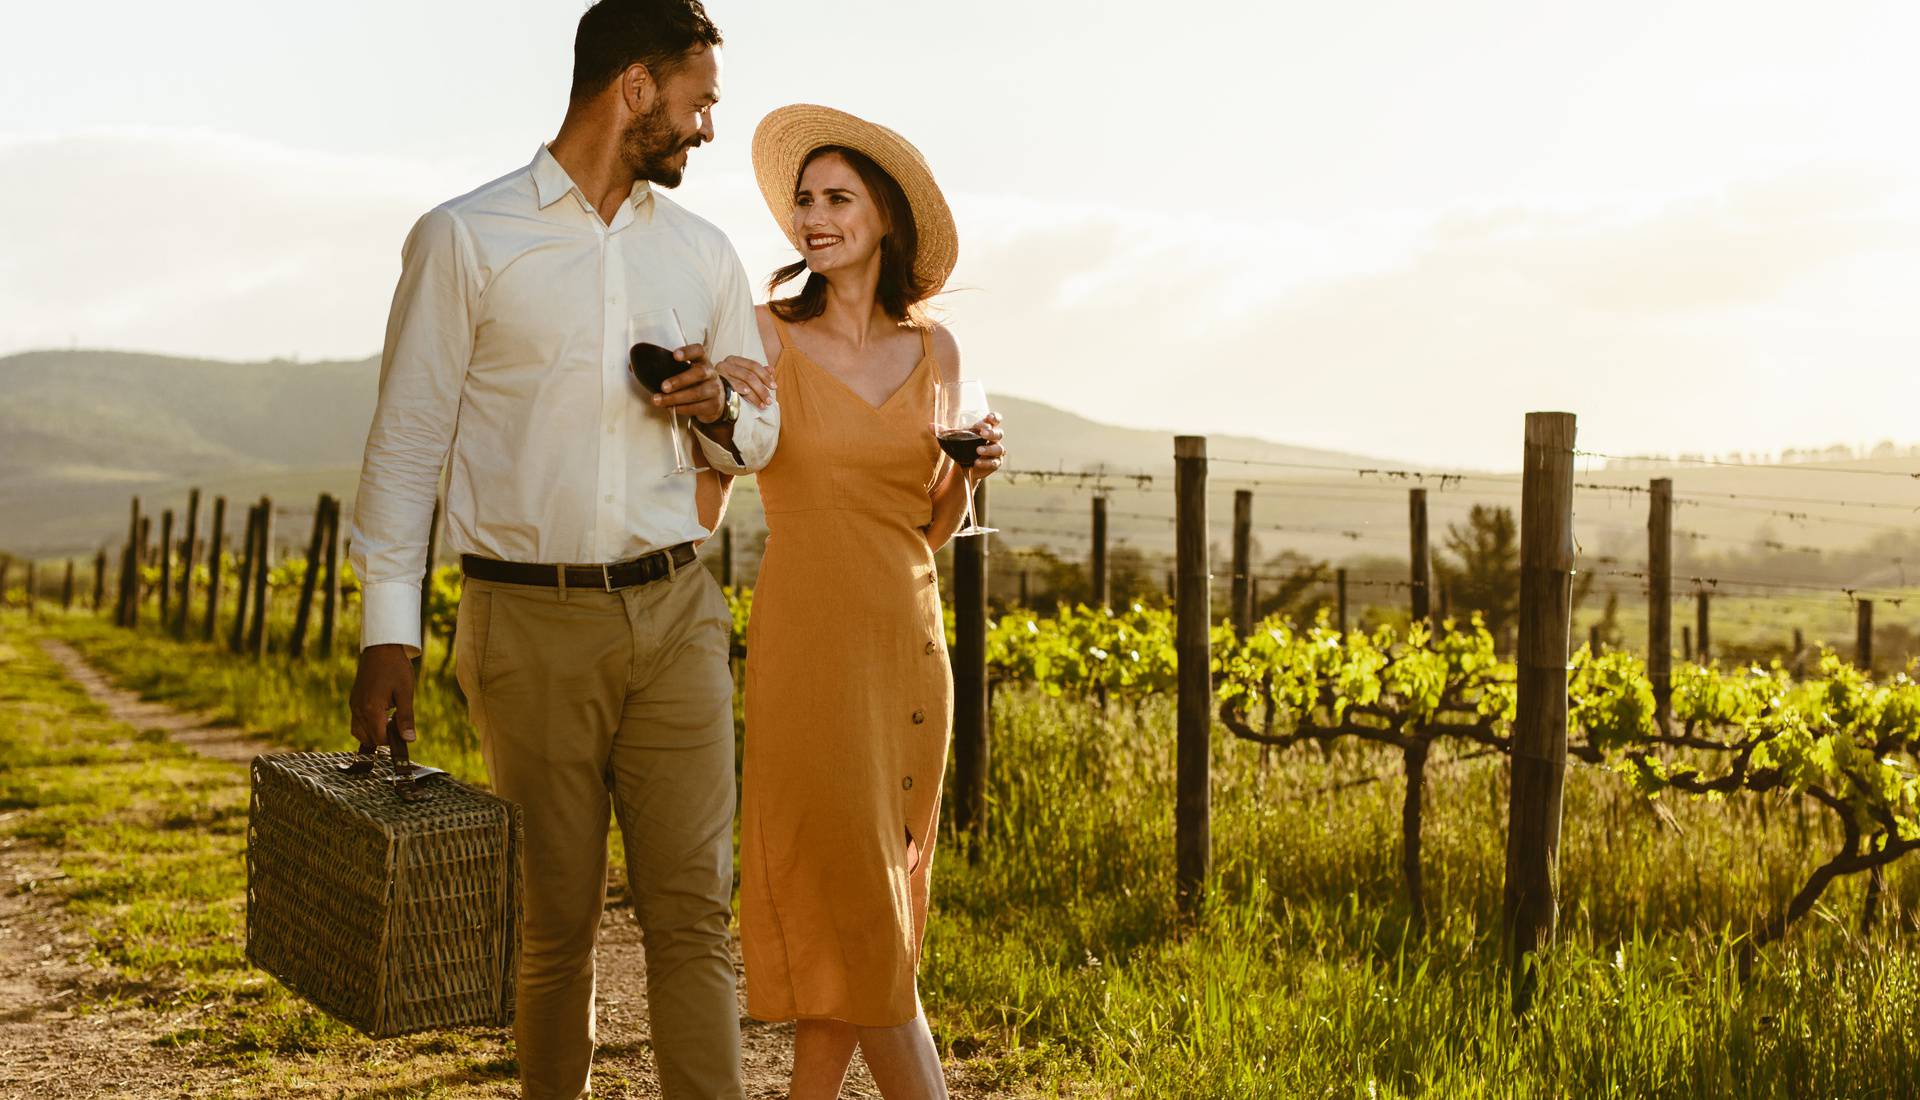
[792,152,887,278]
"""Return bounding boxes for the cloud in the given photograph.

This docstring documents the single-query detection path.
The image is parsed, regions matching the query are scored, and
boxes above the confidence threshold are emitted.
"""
[4,128,1917,469]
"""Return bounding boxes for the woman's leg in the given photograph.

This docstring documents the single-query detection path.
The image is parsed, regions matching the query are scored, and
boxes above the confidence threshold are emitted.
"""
[857,1013,949,1100]
[791,1019,859,1100]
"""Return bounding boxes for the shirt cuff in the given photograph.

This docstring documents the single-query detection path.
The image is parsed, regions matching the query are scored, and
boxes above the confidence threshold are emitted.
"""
[360,580,424,659]
[692,400,778,474]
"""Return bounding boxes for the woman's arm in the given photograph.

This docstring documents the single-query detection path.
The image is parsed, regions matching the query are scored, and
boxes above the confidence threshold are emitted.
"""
[924,327,1005,551]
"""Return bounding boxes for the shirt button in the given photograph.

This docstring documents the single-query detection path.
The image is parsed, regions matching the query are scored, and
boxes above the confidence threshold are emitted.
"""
[912,709,925,724]
[924,640,937,655]
[902,776,914,790]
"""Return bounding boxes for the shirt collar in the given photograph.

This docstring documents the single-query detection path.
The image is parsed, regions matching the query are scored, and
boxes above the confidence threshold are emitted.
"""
[531,144,654,216]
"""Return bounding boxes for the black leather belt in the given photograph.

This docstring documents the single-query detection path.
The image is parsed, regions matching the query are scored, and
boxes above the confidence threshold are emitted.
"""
[460,543,699,591]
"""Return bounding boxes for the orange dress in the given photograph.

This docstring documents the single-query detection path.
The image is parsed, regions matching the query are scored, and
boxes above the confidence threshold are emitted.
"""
[739,317,953,1027]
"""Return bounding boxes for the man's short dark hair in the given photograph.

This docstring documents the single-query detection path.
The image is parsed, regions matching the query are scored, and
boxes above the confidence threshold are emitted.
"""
[571,0,723,102]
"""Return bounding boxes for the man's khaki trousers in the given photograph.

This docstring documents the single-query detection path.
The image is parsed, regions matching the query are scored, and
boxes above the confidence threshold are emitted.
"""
[453,563,744,1100]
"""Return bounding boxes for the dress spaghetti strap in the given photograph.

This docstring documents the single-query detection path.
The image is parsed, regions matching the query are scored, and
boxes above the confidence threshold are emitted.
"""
[770,314,794,349]
[918,325,933,361]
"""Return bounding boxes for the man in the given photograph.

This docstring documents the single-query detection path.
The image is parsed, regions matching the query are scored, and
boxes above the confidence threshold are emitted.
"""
[347,2,775,1097]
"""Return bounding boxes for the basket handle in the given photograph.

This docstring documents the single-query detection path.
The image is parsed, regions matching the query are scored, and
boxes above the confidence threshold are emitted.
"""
[336,718,431,803]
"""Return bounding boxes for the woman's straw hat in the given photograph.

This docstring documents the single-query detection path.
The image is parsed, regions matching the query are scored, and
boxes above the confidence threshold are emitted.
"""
[751,104,958,294]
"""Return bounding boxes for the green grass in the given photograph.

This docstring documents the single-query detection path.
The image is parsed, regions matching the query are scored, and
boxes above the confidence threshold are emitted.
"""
[0,613,515,1096]
[920,693,1920,1097]
[13,605,1920,1097]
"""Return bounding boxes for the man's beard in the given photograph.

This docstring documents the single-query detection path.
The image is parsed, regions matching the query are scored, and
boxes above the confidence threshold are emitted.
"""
[622,99,699,189]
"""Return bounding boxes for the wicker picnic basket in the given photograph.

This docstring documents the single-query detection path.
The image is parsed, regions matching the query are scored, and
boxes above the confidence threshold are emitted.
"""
[245,745,523,1038]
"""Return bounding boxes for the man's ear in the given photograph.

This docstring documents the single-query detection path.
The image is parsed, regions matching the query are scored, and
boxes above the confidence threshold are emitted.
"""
[621,62,657,115]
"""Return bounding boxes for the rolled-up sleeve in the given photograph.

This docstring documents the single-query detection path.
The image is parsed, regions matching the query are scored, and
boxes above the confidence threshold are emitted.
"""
[348,207,475,656]
[691,244,779,475]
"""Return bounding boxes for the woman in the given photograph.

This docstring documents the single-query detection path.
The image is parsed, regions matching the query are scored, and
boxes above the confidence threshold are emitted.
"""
[716,105,1004,1100]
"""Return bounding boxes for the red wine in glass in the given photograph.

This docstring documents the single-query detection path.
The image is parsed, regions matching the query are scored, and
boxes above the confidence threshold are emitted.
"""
[938,429,985,467]
[629,342,681,393]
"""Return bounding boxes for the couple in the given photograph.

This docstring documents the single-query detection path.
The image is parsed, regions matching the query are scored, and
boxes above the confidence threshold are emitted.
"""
[345,1,1007,1098]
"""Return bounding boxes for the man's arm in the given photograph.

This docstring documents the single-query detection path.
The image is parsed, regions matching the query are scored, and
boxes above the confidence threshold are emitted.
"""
[689,247,778,475]
[348,206,475,658]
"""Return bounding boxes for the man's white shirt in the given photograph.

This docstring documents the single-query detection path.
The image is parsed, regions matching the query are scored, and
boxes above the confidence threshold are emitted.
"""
[350,145,779,655]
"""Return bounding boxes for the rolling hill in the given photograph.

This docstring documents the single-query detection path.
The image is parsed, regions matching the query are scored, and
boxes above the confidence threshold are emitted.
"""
[4,349,1917,603]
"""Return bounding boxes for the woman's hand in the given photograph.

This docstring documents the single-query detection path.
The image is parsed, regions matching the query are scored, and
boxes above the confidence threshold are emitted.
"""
[714,355,776,409]
[942,413,1004,480]
[973,413,1005,479]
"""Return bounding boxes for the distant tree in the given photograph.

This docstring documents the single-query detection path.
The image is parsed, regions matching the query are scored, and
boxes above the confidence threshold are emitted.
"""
[1107,544,1167,608]
[1433,505,1520,644]
[1250,550,1330,623]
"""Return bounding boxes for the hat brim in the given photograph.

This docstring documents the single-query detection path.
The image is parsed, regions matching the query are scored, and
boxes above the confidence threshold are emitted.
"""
[751,104,958,296]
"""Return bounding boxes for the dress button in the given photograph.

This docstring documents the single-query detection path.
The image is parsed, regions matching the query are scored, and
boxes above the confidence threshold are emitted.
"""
[912,709,925,724]
[902,776,914,790]
[924,640,937,655]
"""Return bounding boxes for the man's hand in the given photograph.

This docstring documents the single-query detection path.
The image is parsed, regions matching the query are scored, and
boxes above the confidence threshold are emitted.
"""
[351,643,417,748]
[654,342,728,424]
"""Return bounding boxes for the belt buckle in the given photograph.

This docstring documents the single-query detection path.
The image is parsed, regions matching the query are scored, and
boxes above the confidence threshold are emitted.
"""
[601,563,614,592]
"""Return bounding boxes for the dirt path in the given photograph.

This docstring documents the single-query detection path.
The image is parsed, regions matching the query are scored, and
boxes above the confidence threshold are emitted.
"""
[0,835,238,1097]
[5,640,1014,1099]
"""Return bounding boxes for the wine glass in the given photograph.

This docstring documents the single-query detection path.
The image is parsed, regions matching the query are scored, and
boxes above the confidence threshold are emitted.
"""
[935,379,997,538]
[627,308,697,476]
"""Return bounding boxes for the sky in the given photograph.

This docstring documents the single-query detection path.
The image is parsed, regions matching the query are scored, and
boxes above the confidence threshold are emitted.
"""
[3,0,1918,468]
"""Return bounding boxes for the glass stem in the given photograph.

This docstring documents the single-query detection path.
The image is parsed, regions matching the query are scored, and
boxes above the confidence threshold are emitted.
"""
[960,469,976,530]
[669,410,689,470]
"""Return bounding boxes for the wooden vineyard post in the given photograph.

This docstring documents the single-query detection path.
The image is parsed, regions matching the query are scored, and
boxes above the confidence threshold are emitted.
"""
[92,551,106,612]
[953,481,990,845]
[1792,627,1804,655]
[159,509,175,627]
[205,497,227,641]
[1231,489,1253,638]
[1682,625,1692,661]
[720,526,734,589]
[1696,592,1711,665]
[231,504,259,653]
[24,561,35,616]
[1589,623,1600,653]
[1503,411,1576,1014]
[1648,479,1672,734]
[118,497,142,627]
[0,557,9,608]
[138,517,152,611]
[1337,567,1349,636]
[62,560,75,611]
[1409,488,1432,627]
[176,489,200,638]
[1174,436,1211,913]
[288,493,331,659]
[1091,496,1110,610]
[1857,599,1874,671]
[249,497,273,658]
[1018,570,1030,607]
[320,497,341,656]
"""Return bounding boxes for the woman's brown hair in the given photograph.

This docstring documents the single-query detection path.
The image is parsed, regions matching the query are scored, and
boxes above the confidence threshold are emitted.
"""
[767,145,934,325]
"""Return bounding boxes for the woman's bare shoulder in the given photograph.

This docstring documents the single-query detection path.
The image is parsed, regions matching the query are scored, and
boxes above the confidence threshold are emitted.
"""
[924,322,961,383]
[753,304,781,362]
